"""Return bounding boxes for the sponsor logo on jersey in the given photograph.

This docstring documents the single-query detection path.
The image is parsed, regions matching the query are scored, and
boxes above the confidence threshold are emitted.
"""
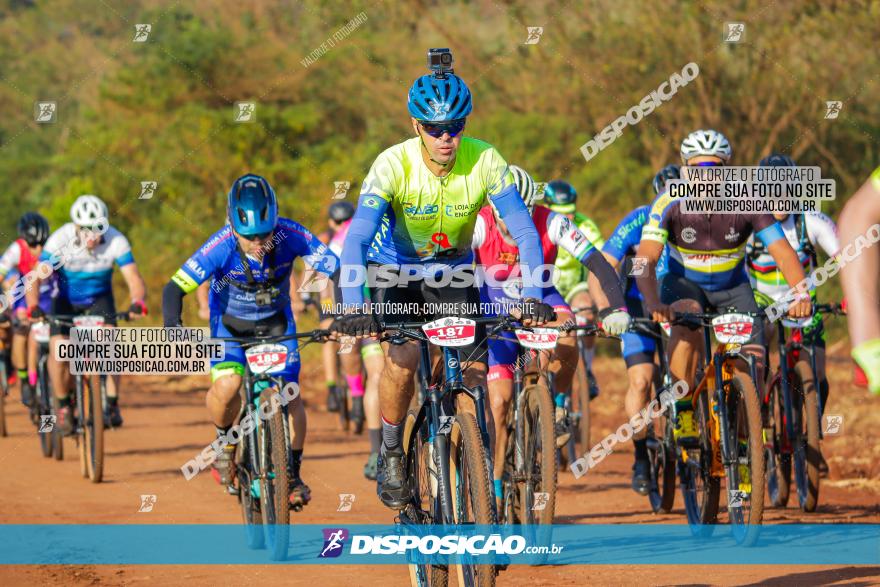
[724,226,741,242]
[444,202,480,218]
[403,203,439,217]
[681,227,697,244]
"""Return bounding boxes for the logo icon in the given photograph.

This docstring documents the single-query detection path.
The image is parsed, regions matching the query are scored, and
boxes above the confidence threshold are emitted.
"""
[724,226,740,242]
[234,102,256,123]
[133,24,152,42]
[823,414,843,435]
[364,197,380,209]
[34,102,57,123]
[38,415,56,433]
[824,101,842,120]
[333,181,350,200]
[447,357,459,369]
[337,335,354,355]
[319,528,349,558]
[437,416,454,434]
[728,489,747,508]
[681,227,697,244]
[139,181,158,200]
[138,494,157,512]
[532,492,549,510]
[524,27,544,45]
[724,22,745,42]
[629,256,648,276]
[337,494,356,512]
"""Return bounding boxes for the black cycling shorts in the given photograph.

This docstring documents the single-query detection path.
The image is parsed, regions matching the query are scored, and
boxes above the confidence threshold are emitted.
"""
[50,294,117,337]
[660,274,764,345]
[368,263,487,364]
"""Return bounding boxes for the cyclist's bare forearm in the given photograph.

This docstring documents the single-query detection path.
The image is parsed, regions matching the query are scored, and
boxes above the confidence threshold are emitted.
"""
[635,241,663,312]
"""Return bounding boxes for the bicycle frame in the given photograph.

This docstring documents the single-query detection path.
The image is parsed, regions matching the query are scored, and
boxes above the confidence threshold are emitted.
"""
[404,335,491,525]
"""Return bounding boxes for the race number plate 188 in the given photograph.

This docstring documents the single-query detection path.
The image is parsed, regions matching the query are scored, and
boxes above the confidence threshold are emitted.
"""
[421,317,476,347]
[514,328,559,350]
[711,313,754,344]
[245,343,289,374]
[73,315,105,328]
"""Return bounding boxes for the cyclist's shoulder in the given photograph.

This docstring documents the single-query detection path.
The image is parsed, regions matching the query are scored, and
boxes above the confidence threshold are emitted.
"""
[803,210,837,230]
[871,165,880,189]
[457,137,505,168]
[646,190,680,221]
[197,224,235,257]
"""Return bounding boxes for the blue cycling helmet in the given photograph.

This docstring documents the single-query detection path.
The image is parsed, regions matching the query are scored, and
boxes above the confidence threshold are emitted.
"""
[652,164,681,195]
[227,174,278,236]
[543,180,577,213]
[407,73,473,122]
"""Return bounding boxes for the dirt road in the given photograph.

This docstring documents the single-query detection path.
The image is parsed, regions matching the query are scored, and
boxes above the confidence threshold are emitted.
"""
[0,351,878,586]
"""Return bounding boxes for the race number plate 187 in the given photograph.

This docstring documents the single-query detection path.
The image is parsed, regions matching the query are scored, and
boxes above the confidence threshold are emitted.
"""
[711,313,754,344]
[421,317,476,347]
[245,343,289,374]
[514,328,559,350]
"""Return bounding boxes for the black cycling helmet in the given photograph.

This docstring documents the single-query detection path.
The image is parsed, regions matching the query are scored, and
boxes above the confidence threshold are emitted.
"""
[652,164,681,195]
[17,212,50,247]
[543,180,577,213]
[328,201,355,223]
[759,153,797,167]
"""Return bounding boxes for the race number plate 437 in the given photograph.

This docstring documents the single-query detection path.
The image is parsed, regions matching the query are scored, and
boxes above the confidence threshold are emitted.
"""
[245,343,289,374]
[421,317,476,347]
[711,313,754,344]
[514,328,559,350]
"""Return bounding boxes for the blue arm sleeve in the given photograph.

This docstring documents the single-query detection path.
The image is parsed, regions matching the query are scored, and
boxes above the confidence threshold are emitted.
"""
[340,194,389,307]
[756,223,785,247]
[490,184,544,299]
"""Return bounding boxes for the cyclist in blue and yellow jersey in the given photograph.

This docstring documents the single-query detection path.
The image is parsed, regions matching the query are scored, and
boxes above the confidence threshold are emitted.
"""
[28,196,147,433]
[162,174,339,507]
[331,49,554,510]
[589,165,673,494]
[839,165,880,395]
[636,130,811,446]
[543,180,605,398]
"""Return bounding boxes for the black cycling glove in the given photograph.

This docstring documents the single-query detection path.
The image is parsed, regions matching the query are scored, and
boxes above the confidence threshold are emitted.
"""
[520,297,556,325]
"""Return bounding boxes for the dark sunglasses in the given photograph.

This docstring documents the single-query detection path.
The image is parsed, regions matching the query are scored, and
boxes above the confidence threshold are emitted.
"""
[419,119,466,138]
[240,231,272,241]
[692,161,723,167]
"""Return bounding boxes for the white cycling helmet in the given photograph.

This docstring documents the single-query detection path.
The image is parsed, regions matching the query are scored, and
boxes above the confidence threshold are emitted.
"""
[680,129,732,163]
[71,195,109,227]
[509,165,538,213]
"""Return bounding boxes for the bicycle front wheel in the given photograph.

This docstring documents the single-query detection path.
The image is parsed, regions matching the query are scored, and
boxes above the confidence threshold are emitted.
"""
[765,377,791,508]
[405,408,448,587]
[725,374,765,546]
[681,391,720,534]
[520,383,557,525]
[449,413,496,587]
[792,361,820,512]
[259,388,290,561]
[572,341,591,455]
[81,375,105,483]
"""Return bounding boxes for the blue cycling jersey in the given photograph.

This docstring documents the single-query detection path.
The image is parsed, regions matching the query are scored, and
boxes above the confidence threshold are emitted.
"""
[602,205,668,301]
[41,223,135,306]
[171,218,338,321]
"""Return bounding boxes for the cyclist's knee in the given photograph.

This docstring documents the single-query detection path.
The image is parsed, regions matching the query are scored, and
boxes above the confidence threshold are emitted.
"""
[210,374,242,403]
[627,365,654,395]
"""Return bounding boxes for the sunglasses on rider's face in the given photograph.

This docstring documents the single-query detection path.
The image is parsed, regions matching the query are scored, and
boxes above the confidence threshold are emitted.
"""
[419,119,466,138]
[692,160,723,167]
[240,231,272,241]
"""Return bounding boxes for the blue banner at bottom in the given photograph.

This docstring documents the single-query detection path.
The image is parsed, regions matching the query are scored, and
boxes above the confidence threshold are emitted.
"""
[0,524,877,565]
